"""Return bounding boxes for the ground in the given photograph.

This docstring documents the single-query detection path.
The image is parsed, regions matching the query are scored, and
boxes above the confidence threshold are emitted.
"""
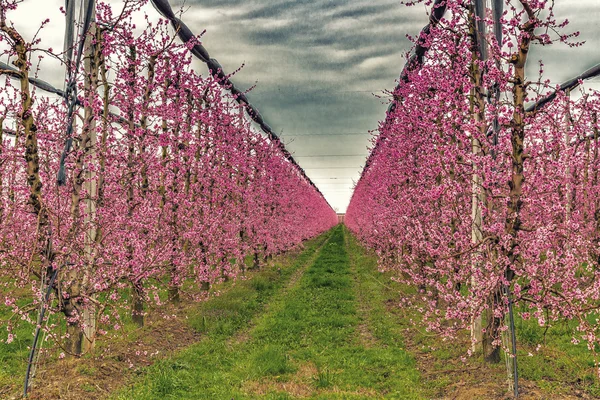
[1,226,599,399]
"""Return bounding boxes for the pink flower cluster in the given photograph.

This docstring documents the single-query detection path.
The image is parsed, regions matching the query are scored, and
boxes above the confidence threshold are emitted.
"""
[0,1,336,345]
[346,0,600,351]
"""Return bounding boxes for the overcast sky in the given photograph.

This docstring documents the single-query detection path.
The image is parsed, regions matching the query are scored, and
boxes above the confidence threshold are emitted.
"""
[169,0,431,212]
[3,1,600,211]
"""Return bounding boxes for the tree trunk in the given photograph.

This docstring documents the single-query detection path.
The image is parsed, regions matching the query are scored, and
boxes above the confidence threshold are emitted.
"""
[131,283,145,328]
[168,285,180,304]
[65,321,84,356]
[483,290,502,363]
[252,251,261,270]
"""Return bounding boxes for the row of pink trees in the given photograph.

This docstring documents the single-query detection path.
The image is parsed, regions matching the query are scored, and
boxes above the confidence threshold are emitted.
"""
[0,0,336,356]
[346,0,600,373]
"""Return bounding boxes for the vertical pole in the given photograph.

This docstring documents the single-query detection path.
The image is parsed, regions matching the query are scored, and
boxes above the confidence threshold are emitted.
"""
[491,0,518,396]
[82,1,97,353]
[470,0,487,355]
[490,0,503,151]
[506,284,519,398]
[564,89,572,224]
[470,148,483,351]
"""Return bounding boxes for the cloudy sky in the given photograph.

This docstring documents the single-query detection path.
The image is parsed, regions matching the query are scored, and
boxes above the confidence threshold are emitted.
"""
[3,0,600,211]
[170,0,431,212]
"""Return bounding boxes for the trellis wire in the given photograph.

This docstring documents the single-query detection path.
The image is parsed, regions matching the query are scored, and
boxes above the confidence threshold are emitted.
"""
[149,0,326,199]
[57,0,96,185]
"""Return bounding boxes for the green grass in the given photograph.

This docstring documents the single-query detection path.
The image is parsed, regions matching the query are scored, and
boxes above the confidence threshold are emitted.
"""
[0,231,331,398]
[252,345,296,377]
[8,225,599,399]
[514,316,600,396]
[114,226,424,399]
[0,284,50,394]
[343,232,600,398]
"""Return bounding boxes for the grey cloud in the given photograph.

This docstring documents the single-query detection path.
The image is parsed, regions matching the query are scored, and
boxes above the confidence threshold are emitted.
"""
[332,5,391,19]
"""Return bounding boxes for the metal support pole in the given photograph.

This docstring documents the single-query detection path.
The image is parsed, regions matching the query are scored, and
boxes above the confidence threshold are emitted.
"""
[24,269,59,396]
[504,284,519,398]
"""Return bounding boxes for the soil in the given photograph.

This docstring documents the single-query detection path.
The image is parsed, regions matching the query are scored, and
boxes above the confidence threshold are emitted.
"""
[23,302,200,400]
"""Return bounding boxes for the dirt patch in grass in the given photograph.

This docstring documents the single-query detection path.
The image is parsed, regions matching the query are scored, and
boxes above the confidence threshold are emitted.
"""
[411,329,596,399]
[245,379,314,398]
[243,361,380,398]
[242,361,316,397]
[23,303,200,400]
[436,381,591,400]
[355,318,377,348]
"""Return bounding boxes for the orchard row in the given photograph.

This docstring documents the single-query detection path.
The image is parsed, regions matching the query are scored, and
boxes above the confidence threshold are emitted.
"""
[346,0,600,365]
[0,1,337,356]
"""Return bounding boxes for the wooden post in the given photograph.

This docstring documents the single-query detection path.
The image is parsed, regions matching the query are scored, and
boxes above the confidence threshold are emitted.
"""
[82,3,98,353]
[469,0,487,355]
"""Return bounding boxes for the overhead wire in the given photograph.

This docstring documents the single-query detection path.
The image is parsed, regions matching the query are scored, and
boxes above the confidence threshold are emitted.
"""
[148,0,329,204]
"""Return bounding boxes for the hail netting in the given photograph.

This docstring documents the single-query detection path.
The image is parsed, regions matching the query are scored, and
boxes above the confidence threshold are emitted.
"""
[149,0,326,199]
[0,61,78,99]
[526,63,600,113]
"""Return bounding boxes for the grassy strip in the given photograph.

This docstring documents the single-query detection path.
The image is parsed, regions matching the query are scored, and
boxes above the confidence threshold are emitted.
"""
[184,231,331,340]
[111,230,331,399]
[117,225,423,399]
[0,284,33,394]
[0,231,331,398]
[343,229,422,392]
[345,230,600,399]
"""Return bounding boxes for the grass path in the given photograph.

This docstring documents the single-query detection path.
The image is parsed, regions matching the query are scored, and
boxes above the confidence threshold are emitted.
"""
[116,226,423,399]
[17,225,596,399]
[6,227,600,399]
